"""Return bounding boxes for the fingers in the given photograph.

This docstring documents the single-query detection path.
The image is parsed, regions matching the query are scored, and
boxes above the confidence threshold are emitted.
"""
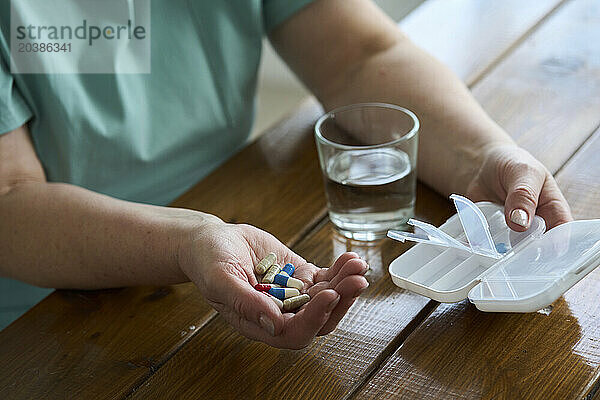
[306,281,330,297]
[318,275,369,336]
[232,289,341,349]
[308,257,367,297]
[502,160,546,232]
[218,275,284,336]
[307,254,369,336]
[292,262,320,287]
[535,177,573,229]
[328,258,368,288]
[213,249,368,349]
[315,252,363,283]
[276,289,340,349]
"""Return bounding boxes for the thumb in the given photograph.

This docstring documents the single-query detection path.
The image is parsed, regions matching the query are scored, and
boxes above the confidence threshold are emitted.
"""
[219,274,284,337]
[502,162,546,232]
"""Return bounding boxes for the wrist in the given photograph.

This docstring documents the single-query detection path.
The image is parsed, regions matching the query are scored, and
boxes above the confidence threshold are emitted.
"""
[456,137,516,193]
[173,210,225,281]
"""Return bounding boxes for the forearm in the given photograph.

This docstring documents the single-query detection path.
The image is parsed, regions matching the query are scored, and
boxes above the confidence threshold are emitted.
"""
[269,0,516,195]
[319,38,514,195]
[0,182,219,289]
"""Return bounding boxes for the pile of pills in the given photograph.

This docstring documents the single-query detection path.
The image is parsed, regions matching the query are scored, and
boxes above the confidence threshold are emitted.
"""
[253,252,310,312]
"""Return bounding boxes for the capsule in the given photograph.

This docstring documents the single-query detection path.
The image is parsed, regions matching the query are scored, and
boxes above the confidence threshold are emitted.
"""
[268,287,300,300]
[495,242,509,254]
[273,273,304,290]
[281,263,295,277]
[255,252,277,275]
[254,283,271,292]
[283,294,310,311]
[263,292,283,311]
[262,263,281,284]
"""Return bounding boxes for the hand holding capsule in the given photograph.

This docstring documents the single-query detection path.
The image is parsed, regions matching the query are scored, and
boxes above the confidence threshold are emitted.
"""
[178,222,369,349]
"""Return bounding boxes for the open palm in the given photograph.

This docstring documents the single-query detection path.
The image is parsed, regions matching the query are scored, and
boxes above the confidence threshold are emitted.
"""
[180,222,369,349]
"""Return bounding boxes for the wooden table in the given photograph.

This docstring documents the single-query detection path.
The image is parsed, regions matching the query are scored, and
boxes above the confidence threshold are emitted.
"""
[2,0,600,398]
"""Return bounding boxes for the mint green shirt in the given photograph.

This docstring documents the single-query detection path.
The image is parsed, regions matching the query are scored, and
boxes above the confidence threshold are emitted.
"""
[0,0,314,330]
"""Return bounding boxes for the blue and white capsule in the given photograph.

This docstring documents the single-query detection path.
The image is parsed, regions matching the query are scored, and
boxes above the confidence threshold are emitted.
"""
[281,263,295,277]
[268,287,300,300]
[273,273,304,290]
[263,292,284,311]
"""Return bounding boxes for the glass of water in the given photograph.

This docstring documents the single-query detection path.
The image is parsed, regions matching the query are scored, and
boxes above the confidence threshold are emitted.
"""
[315,103,419,241]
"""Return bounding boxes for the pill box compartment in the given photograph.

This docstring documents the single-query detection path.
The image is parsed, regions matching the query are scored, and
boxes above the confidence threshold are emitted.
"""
[389,201,600,312]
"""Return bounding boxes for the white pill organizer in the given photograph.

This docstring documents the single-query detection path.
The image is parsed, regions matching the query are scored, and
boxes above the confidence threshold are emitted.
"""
[387,194,600,312]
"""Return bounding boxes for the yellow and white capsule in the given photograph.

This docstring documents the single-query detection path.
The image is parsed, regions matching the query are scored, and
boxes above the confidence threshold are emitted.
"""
[262,263,281,284]
[283,294,310,311]
[273,273,304,290]
[268,287,300,300]
[255,252,276,275]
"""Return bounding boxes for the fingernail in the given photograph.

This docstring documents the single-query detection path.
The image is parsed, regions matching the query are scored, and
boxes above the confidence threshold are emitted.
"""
[510,208,529,228]
[259,313,275,336]
[355,282,370,297]
[327,295,341,313]
[360,261,369,274]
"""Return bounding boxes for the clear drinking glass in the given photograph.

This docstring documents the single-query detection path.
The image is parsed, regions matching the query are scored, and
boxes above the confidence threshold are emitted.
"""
[315,103,419,241]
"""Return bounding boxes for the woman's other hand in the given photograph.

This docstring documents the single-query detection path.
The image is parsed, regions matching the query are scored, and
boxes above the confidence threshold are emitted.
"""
[467,144,573,231]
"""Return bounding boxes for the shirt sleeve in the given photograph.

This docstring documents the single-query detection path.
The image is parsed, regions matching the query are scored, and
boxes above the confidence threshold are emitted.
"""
[0,53,32,135]
[262,0,316,33]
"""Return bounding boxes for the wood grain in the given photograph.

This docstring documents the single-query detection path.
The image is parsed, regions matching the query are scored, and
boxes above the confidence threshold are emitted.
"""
[352,125,600,400]
[128,185,450,400]
[0,0,577,399]
[129,1,600,399]
[472,0,600,174]
[0,99,324,400]
[351,1,600,396]
[557,127,600,222]
[560,128,600,400]
[400,0,565,85]
[0,285,212,399]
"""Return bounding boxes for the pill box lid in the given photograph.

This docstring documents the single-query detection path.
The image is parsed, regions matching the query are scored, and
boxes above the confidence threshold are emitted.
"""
[389,194,503,258]
[468,219,600,312]
[450,194,502,259]
[388,196,600,312]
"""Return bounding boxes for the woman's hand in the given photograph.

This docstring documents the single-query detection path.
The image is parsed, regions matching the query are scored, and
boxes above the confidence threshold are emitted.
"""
[178,221,369,349]
[467,144,573,231]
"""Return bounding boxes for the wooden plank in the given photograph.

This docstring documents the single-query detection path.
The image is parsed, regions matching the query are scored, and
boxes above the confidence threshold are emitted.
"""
[400,0,565,85]
[0,285,213,399]
[350,2,600,395]
[557,127,600,222]
[471,0,600,173]
[0,0,570,399]
[0,100,324,400]
[0,95,329,399]
[128,184,450,400]
[352,128,600,400]
[561,129,600,400]
[130,1,600,398]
